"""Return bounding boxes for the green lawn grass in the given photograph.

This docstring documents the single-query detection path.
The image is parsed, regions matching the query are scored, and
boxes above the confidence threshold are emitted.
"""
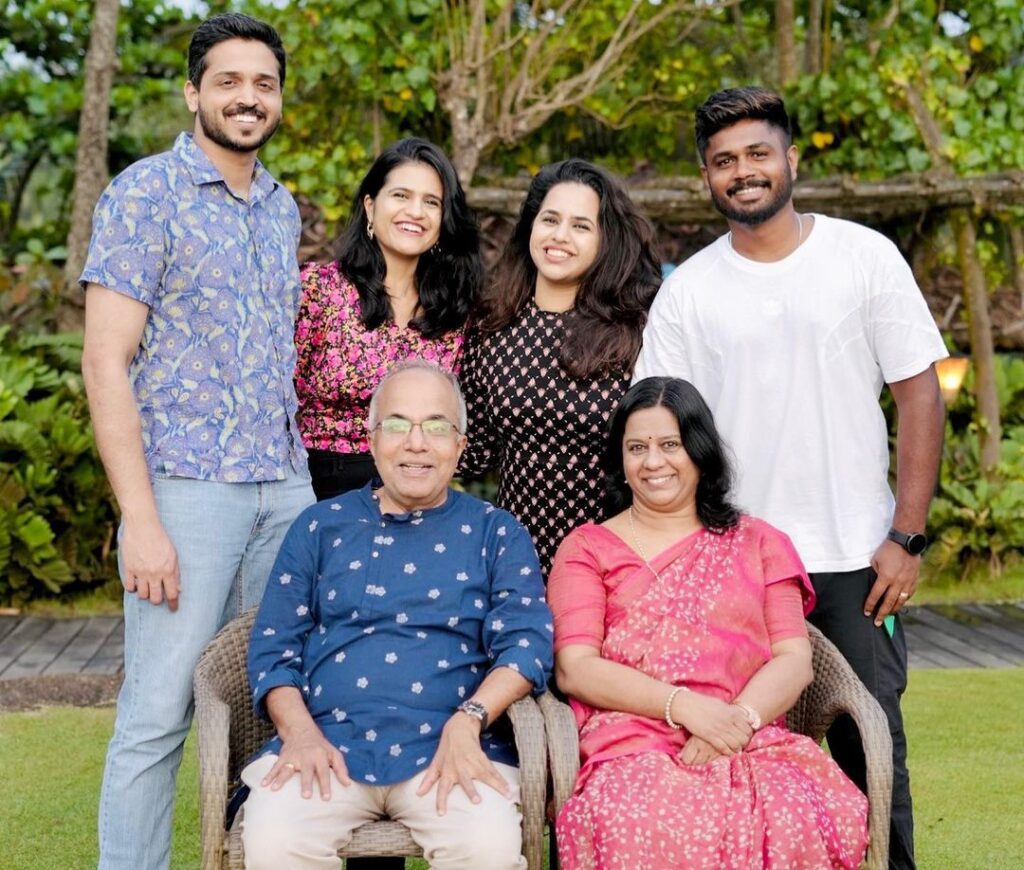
[1,668,1022,868]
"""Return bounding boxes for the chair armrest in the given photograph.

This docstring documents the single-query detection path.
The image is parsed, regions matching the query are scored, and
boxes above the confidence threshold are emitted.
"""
[507,694,547,870]
[789,624,893,870]
[536,692,579,817]
[194,657,232,870]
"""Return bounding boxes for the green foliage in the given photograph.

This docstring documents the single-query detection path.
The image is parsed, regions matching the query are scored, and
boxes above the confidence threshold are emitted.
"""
[927,354,1024,574]
[0,0,195,253]
[791,1,1024,178]
[0,326,118,604]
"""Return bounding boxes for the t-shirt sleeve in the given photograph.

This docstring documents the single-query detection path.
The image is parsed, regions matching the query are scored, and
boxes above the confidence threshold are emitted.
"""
[547,528,607,652]
[79,167,167,305]
[867,239,948,383]
[632,271,694,385]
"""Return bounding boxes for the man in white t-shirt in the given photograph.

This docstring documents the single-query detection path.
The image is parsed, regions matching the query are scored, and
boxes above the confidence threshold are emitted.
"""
[634,86,946,869]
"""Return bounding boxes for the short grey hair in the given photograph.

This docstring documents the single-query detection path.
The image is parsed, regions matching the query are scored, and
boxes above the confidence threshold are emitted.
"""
[367,360,468,433]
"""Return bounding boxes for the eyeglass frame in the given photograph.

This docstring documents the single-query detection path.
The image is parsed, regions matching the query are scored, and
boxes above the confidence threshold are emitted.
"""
[371,415,464,438]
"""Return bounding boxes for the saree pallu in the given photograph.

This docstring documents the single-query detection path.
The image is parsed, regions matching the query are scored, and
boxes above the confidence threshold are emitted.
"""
[549,517,868,870]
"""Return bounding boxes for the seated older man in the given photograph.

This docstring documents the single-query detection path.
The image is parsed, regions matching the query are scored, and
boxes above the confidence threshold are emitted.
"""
[240,360,553,869]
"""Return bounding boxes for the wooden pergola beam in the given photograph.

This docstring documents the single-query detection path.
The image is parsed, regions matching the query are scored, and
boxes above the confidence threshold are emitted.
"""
[467,170,1024,223]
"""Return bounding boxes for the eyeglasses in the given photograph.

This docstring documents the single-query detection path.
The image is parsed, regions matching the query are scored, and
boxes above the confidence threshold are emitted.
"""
[374,417,461,438]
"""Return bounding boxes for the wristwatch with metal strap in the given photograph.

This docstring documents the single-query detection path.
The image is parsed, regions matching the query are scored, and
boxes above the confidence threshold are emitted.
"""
[457,699,489,731]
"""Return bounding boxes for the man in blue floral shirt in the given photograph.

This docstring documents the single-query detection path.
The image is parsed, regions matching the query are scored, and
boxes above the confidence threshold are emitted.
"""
[79,14,314,870]
[241,362,553,869]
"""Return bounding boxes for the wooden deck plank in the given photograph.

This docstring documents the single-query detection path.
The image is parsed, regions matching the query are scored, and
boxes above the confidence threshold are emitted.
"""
[82,618,124,674]
[0,615,20,644]
[939,604,1024,656]
[43,616,122,675]
[904,630,979,668]
[902,620,1017,668]
[988,603,1024,622]
[907,648,944,669]
[1,619,87,679]
[0,618,54,676]
[908,607,1024,665]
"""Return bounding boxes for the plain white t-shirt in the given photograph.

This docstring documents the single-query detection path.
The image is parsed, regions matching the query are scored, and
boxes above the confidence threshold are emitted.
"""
[634,214,948,572]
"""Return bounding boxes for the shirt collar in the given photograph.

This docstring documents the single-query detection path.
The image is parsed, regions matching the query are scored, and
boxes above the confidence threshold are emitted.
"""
[358,479,459,523]
[173,131,277,201]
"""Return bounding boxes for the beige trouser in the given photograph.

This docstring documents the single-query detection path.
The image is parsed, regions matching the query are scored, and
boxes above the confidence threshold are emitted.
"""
[240,754,527,870]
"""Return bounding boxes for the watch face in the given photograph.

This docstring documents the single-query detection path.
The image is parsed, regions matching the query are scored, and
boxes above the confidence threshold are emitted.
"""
[906,533,928,555]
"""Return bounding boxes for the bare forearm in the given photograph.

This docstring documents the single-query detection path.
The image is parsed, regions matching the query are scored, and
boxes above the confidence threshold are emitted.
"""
[83,354,158,523]
[266,686,321,741]
[733,646,813,724]
[891,368,945,530]
[468,666,533,723]
[556,653,670,720]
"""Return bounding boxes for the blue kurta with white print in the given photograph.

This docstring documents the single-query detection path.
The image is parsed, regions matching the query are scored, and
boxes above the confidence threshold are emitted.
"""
[248,483,554,786]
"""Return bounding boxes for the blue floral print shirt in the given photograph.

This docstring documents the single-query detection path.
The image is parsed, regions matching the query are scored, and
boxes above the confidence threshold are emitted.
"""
[248,484,554,785]
[80,132,306,482]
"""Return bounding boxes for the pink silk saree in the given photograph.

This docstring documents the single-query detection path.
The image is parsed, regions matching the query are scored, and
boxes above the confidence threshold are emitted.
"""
[549,517,869,870]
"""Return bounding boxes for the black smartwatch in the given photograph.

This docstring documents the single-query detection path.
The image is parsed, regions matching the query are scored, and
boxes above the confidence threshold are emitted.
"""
[887,527,928,556]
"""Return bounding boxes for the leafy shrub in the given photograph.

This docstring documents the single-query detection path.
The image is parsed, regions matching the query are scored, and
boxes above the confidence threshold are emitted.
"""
[0,326,118,604]
[927,354,1024,574]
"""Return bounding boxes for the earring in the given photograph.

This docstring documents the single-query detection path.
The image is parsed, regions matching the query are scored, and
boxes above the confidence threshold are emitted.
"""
[431,243,441,256]
[366,221,374,241]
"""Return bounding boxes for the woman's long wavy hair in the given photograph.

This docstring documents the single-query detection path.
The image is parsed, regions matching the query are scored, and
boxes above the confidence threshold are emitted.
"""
[334,138,483,338]
[472,159,661,380]
[603,377,740,533]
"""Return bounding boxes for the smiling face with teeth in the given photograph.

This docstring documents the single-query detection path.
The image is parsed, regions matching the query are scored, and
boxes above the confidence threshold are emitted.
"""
[528,181,601,302]
[364,162,444,266]
[701,118,799,227]
[368,367,467,515]
[184,38,283,157]
[621,405,701,517]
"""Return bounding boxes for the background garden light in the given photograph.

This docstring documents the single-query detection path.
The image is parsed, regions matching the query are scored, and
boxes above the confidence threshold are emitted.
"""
[936,355,971,405]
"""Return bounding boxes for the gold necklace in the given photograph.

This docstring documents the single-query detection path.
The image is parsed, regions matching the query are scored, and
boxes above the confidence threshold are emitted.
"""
[628,507,662,581]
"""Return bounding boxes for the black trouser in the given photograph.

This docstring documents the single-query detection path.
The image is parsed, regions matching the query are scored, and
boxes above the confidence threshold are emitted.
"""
[808,567,915,870]
[307,448,377,501]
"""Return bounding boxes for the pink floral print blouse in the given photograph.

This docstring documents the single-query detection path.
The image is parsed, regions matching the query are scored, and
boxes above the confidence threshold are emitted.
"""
[294,261,464,453]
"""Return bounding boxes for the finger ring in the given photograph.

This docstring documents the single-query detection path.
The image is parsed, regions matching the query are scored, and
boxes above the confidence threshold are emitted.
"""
[899,592,910,599]
[284,762,297,770]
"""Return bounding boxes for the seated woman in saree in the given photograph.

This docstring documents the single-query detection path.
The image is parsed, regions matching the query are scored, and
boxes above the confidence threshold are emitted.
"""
[548,376,869,870]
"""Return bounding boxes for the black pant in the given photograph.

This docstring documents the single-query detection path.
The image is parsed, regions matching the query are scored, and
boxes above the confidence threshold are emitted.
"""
[307,448,377,501]
[808,567,915,870]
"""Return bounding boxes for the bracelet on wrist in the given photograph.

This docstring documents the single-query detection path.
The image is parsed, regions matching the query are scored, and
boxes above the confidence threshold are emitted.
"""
[664,685,688,730]
[733,701,762,731]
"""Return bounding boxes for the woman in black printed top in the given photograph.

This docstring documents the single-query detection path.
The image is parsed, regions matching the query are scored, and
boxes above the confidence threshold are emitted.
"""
[459,159,661,574]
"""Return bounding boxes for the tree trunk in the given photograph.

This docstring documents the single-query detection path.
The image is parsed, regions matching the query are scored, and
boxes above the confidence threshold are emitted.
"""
[62,0,120,330]
[1006,216,1024,309]
[775,0,798,86]
[951,209,1002,473]
[805,0,823,75]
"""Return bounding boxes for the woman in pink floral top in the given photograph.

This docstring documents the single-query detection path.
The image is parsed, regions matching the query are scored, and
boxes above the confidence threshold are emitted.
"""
[295,138,482,499]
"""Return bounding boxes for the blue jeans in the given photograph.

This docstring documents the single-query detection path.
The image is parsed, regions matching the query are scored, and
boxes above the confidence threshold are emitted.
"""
[98,468,314,870]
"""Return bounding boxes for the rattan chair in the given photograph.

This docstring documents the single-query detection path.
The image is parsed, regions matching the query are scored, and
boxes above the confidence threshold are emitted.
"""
[193,608,548,869]
[539,622,893,870]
